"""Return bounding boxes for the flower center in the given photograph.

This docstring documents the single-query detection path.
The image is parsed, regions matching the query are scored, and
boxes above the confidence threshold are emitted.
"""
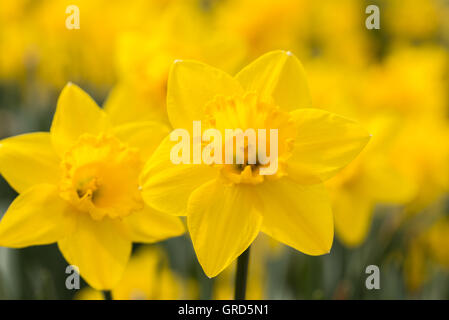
[59,133,144,220]
[204,92,296,185]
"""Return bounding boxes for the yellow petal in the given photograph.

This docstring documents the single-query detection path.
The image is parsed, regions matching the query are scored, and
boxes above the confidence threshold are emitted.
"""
[333,188,373,247]
[103,83,169,126]
[288,108,371,183]
[123,205,185,243]
[0,132,60,193]
[187,180,262,277]
[167,60,242,130]
[235,50,311,110]
[0,184,75,248]
[113,121,171,161]
[140,136,217,215]
[50,83,111,155]
[255,178,333,255]
[58,214,131,290]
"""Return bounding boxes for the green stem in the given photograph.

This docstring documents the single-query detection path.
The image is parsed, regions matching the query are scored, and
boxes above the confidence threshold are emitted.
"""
[234,246,251,300]
[103,290,112,300]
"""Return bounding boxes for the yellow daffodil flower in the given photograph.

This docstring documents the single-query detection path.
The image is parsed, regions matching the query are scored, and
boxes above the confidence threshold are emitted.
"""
[0,83,185,290]
[76,245,197,300]
[140,50,371,277]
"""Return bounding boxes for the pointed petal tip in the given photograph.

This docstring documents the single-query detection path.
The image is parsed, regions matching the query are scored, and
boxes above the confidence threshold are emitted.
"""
[64,81,76,90]
[204,269,219,279]
[61,82,77,93]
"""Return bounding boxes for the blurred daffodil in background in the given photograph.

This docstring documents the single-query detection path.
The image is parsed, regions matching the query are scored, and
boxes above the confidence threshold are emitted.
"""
[77,245,198,300]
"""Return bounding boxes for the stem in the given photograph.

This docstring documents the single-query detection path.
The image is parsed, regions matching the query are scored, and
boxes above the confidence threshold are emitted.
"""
[234,246,251,300]
[103,290,112,300]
